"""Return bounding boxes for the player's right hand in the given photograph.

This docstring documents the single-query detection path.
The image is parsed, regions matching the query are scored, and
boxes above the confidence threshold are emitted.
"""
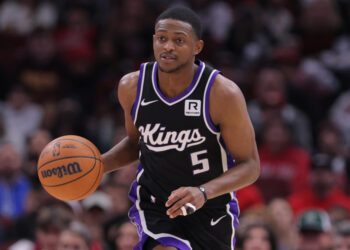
[165,186,206,218]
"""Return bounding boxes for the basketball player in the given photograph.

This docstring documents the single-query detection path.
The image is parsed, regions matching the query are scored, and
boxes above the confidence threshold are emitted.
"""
[102,6,260,250]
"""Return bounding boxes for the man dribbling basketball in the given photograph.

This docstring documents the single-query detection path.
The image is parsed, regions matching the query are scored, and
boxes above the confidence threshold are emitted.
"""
[102,6,260,250]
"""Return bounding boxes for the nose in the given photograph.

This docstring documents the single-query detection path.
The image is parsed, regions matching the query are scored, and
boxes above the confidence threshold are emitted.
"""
[164,40,175,51]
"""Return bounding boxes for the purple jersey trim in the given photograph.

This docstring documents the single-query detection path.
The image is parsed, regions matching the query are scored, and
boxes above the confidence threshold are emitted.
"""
[129,180,138,203]
[229,199,239,248]
[205,70,220,133]
[219,136,236,169]
[152,61,204,104]
[129,204,148,250]
[229,191,240,217]
[131,63,145,122]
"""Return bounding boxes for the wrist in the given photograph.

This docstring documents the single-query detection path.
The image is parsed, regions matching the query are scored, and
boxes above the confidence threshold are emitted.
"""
[198,186,208,203]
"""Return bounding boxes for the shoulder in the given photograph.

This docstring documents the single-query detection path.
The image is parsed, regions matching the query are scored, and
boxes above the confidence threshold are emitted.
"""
[118,70,140,111]
[211,74,243,101]
[118,70,140,96]
[209,74,248,124]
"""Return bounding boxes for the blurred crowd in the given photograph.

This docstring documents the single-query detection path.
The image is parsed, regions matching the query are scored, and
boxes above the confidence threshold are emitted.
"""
[0,0,350,249]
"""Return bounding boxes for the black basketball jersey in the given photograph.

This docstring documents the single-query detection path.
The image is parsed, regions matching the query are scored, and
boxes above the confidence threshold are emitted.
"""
[131,60,239,211]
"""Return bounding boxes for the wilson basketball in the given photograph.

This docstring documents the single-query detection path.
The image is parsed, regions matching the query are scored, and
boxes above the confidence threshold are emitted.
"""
[37,135,104,201]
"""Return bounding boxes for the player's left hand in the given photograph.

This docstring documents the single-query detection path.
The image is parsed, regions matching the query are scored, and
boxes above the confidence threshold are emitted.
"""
[165,186,206,218]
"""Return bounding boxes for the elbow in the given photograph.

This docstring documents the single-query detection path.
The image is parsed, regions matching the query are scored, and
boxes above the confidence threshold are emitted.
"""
[251,158,260,184]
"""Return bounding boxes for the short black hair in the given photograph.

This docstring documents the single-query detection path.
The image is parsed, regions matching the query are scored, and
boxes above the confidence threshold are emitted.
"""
[155,6,202,40]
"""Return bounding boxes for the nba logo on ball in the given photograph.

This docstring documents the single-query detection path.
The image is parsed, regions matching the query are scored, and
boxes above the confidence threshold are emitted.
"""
[52,142,61,156]
[37,135,104,201]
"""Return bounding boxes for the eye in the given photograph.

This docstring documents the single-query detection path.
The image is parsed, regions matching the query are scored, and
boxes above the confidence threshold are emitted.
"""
[158,35,166,42]
[176,38,184,44]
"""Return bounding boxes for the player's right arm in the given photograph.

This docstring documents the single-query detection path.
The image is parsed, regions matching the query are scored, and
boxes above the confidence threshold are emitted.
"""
[102,71,141,173]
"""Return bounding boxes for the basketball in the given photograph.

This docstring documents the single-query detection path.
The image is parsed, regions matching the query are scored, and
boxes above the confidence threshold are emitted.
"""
[37,135,104,201]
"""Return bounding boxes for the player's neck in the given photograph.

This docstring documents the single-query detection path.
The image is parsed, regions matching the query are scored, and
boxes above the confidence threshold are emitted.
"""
[157,62,198,99]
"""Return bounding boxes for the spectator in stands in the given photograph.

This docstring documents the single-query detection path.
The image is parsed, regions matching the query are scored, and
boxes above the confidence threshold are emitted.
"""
[316,121,346,158]
[9,205,73,250]
[114,217,139,250]
[103,182,132,217]
[24,129,52,187]
[0,143,31,222]
[81,191,112,249]
[248,67,312,151]
[315,121,347,190]
[296,209,332,250]
[256,117,311,201]
[0,0,58,35]
[54,4,97,111]
[288,153,350,216]
[329,90,350,155]
[0,84,43,156]
[297,0,341,55]
[332,220,350,250]
[16,28,63,103]
[52,98,84,137]
[328,205,350,227]
[239,223,277,250]
[266,198,297,250]
[260,0,295,47]
[34,205,73,250]
[237,184,265,214]
[57,221,91,250]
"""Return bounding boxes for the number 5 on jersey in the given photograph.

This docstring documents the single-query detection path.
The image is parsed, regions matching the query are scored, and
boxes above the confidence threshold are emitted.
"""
[190,150,209,175]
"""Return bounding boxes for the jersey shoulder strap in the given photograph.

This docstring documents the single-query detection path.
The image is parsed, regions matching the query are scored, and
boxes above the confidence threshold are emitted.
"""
[131,62,155,122]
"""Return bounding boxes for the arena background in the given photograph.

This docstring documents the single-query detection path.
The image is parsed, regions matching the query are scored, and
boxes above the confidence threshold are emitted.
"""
[0,0,350,249]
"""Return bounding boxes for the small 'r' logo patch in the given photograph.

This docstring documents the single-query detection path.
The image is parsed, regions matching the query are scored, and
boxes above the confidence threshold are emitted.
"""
[185,100,201,117]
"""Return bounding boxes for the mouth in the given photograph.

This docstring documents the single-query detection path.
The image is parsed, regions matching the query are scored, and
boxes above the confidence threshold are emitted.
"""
[160,53,177,62]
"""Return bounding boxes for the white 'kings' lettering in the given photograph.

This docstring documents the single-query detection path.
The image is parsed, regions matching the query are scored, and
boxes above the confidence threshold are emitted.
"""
[138,123,206,152]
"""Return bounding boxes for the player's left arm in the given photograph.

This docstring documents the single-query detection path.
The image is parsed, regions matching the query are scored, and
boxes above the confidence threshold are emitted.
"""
[202,74,260,197]
[166,74,260,218]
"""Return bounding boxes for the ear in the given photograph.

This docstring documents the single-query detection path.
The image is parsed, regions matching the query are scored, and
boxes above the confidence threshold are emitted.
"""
[194,40,204,56]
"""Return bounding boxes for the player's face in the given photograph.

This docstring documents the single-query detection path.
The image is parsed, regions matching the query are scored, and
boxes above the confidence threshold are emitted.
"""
[153,19,203,73]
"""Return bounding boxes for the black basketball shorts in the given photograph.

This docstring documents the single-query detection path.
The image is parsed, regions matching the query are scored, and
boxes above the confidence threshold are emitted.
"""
[128,181,239,250]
